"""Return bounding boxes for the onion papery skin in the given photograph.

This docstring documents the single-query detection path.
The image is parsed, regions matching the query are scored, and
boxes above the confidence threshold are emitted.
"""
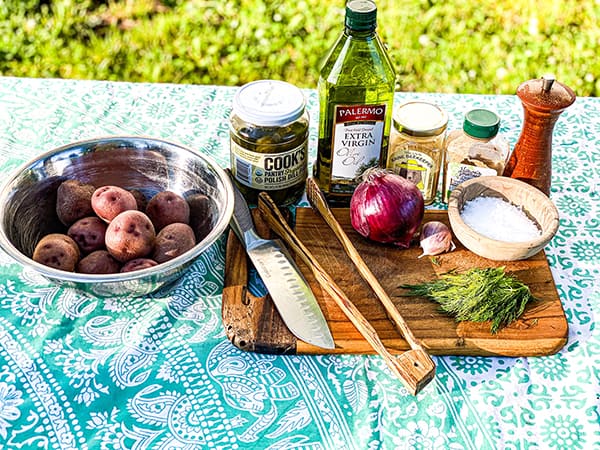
[350,168,424,248]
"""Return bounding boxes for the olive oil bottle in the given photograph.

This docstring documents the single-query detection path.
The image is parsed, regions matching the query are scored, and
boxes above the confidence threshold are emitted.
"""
[314,0,396,205]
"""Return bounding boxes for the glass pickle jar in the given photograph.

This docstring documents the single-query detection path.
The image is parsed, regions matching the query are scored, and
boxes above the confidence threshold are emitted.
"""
[230,80,309,206]
[386,101,448,204]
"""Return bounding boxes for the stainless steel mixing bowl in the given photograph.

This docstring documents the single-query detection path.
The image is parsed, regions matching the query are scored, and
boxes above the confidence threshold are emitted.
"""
[0,136,234,297]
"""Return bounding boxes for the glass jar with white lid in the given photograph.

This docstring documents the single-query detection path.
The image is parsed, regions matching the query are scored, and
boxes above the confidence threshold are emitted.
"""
[386,101,448,205]
[230,80,309,206]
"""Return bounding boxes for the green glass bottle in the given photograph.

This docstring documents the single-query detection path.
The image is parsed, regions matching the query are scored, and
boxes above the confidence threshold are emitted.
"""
[314,0,396,205]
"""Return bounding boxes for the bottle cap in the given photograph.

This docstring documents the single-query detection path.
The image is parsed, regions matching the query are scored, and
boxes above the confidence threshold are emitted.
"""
[345,0,377,32]
[393,101,448,137]
[232,80,306,126]
[463,109,500,139]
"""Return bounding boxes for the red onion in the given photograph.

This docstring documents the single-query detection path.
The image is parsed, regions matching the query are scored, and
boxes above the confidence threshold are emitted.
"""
[350,168,424,248]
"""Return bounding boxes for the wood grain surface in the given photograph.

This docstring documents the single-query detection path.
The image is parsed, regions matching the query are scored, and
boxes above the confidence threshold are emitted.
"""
[222,208,568,357]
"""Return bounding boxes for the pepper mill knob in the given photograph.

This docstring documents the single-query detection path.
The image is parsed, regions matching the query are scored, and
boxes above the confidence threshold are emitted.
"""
[541,74,555,92]
[504,75,576,195]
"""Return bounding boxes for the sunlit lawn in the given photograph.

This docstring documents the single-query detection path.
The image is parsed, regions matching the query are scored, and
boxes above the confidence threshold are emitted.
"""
[1,0,598,96]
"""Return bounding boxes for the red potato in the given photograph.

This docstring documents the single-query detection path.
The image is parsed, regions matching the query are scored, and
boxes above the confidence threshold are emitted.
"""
[92,185,137,223]
[77,250,121,274]
[32,233,80,272]
[120,258,158,273]
[105,210,156,262]
[187,193,214,242]
[56,179,95,226]
[146,191,190,231]
[152,223,196,263]
[129,189,148,211]
[67,216,107,254]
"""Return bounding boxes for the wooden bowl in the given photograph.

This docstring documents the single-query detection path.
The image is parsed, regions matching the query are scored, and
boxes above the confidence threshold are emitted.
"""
[447,176,559,261]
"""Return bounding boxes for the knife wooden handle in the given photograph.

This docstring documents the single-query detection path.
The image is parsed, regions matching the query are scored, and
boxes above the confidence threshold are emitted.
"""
[258,192,435,395]
[305,178,433,353]
[223,212,297,355]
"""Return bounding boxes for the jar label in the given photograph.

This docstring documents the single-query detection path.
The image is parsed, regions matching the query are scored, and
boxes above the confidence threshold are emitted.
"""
[330,104,386,188]
[231,140,308,191]
[388,148,436,202]
[444,162,497,202]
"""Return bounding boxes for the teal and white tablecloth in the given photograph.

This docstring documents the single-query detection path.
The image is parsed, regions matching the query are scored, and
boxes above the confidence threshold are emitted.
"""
[0,77,599,449]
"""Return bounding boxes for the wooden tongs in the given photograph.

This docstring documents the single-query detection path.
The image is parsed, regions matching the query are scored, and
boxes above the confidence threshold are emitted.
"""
[258,186,435,395]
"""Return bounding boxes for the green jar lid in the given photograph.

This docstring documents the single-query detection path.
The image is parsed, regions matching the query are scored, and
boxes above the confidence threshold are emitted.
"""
[463,109,500,139]
[345,0,377,32]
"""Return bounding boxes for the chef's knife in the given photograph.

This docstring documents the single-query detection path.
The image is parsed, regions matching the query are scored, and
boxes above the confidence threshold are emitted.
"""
[229,182,335,350]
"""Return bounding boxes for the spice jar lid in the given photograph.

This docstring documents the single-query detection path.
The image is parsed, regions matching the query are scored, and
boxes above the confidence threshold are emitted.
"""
[393,101,448,137]
[232,80,306,127]
[463,109,500,139]
[345,0,377,32]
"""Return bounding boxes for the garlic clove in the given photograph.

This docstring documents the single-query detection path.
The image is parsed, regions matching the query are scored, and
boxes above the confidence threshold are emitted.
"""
[418,221,456,258]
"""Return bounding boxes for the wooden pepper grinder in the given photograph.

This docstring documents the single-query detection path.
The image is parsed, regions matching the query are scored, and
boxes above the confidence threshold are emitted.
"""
[504,75,576,195]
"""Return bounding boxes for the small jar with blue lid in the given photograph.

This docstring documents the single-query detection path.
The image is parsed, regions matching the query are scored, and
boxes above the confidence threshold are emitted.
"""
[230,80,309,206]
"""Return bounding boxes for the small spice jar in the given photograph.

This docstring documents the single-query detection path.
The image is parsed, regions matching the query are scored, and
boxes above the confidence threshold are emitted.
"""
[386,101,448,205]
[443,109,510,202]
[230,80,309,206]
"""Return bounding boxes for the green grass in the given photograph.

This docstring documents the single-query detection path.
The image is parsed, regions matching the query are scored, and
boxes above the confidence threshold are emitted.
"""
[1,0,598,96]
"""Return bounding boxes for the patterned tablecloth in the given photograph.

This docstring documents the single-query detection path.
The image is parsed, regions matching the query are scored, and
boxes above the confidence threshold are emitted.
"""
[0,77,598,450]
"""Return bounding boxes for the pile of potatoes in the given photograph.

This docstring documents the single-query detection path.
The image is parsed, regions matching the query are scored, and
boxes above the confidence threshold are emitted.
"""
[32,179,213,274]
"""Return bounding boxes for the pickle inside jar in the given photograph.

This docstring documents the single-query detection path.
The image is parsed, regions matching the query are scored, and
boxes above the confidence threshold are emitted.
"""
[231,120,309,206]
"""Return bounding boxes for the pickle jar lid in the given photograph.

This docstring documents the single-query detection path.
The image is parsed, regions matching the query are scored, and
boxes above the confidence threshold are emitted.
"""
[232,80,306,127]
[345,0,377,32]
[393,101,448,137]
[463,109,500,138]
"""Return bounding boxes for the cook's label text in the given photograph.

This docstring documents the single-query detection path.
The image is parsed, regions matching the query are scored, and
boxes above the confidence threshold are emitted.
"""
[231,141,308,190]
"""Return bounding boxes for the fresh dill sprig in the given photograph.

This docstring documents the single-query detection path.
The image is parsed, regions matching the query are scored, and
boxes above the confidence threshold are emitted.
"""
[400,267,537,333]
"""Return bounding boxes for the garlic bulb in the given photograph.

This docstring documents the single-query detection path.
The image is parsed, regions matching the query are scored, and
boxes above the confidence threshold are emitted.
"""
[418,221,456,258]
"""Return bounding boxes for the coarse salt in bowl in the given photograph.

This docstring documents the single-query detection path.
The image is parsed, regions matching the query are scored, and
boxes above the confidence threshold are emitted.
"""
[447,176,559,261]
[460,196,542,242]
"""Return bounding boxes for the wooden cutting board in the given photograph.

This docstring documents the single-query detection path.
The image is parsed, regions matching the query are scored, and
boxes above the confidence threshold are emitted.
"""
[222,208,568,357]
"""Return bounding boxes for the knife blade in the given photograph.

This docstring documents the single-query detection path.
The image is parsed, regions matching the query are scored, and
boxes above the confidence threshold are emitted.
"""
[229,182,335,350]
